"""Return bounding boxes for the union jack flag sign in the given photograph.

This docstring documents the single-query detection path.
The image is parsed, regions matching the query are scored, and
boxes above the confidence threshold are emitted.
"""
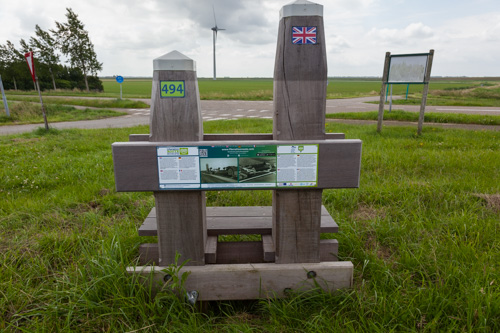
[292,26,317,44]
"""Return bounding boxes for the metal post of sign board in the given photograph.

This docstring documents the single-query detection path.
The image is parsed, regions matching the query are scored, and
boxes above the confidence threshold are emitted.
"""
[406,84,409,100]
[389,84,393,112]
[115,76,124,100]
[0,75,10,117]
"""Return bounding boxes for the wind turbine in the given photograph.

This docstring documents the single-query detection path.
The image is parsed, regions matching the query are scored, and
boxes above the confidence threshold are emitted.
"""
[211,6,225,80]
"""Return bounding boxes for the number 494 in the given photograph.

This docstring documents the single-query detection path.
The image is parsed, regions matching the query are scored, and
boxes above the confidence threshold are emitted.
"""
[160,81,185,98]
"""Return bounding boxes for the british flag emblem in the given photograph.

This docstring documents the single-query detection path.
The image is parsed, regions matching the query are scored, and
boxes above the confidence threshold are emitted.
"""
[292,26,317,44]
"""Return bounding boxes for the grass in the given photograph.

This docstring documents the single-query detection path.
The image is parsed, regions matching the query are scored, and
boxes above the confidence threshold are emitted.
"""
[389,84,500,108]
[4,96,149,109]
[1,119,499,331]
[326,110,500,126]
[6,78,497,100]
[0,101,127,125]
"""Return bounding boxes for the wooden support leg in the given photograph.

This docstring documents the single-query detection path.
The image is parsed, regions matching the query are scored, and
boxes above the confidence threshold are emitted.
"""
[155,191,206,266]
[273,190,322,263]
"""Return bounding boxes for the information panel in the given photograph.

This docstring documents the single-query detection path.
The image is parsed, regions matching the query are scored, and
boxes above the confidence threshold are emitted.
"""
[387,55,428,83]
[157,144,319,190]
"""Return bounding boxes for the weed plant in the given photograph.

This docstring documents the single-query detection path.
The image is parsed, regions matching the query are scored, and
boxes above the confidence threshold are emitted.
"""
[0,120,499,331]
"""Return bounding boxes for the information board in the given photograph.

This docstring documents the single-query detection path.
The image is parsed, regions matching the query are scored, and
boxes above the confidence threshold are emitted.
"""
[157,144,319,190]
[387,54,428,83]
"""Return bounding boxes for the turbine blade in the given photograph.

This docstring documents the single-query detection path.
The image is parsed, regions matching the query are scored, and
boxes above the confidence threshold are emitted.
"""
[212,5,217,27]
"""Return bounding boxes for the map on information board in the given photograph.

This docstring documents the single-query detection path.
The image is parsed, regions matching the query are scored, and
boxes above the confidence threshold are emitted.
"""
[157,144,319,190]
[388,54,428,83]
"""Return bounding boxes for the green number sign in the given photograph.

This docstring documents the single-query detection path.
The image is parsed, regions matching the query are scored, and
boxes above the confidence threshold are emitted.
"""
[160,81,185,98]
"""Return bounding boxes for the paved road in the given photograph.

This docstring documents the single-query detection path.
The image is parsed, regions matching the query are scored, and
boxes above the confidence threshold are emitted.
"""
[2,97,499,135]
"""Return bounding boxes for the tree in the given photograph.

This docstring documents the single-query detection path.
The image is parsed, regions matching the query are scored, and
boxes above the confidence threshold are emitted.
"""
[51,8,102,92]
[30,25,60,90]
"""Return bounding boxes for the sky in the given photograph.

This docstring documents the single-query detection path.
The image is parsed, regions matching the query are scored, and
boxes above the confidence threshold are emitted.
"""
[1,0,500,78]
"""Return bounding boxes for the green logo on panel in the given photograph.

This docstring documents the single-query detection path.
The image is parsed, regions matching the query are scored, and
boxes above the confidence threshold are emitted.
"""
[180,148,189,155]
[298,146,304,152]
[160,81,185,98]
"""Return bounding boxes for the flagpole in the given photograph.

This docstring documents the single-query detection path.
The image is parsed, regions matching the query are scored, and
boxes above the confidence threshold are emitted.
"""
[35,75,49,131]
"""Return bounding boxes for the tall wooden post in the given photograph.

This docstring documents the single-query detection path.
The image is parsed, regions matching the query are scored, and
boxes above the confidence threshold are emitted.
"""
[417,49,435,135]
[0,75,10,117]
[273,0,325,264]
[377,52,391,133]
[150,51,206,266]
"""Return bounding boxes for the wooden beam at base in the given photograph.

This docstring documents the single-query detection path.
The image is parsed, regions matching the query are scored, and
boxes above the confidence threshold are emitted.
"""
[138,238,339,265]
[127,261,353,300]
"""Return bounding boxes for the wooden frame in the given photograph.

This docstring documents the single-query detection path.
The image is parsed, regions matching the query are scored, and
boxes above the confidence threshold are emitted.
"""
[112,139,362,192]
[127,261,353,300]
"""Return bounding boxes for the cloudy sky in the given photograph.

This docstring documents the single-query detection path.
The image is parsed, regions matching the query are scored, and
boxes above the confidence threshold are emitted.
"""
[1,0,499,78]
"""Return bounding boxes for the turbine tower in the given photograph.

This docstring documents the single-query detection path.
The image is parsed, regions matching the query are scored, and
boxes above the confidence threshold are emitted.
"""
[211,6,225,80]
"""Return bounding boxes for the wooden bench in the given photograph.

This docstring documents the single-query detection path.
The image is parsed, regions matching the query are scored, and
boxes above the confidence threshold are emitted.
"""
[137,205,340,265]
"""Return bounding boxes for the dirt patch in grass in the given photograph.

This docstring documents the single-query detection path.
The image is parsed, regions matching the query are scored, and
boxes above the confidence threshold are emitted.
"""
[351,203,386,221]
[364,234,395,261]
[474,193,500,213]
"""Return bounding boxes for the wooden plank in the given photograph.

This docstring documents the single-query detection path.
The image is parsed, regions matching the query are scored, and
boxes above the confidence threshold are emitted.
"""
[216,241,263,264]
[127,261,353,300]
[145,205,331,217]
[137,207,339,236]
[112,139,361,192]
[129,133,345,142]
[262,235,275,262]
[205,236,217,264]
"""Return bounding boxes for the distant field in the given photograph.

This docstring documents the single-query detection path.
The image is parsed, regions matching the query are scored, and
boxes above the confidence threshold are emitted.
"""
[100,78,499,100]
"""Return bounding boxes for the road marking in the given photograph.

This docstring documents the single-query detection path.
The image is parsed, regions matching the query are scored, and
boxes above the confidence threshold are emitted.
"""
[248,109,256,112]
[260,110,270,112]
[436,108,500,112]
[220,113,231,116]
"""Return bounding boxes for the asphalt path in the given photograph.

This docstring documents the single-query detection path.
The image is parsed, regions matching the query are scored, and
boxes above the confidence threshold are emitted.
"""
[1,97,499,135]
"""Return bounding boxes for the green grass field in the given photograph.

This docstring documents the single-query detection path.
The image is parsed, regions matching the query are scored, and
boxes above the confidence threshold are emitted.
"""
[1,120,499,331]
[6,77,497,101]
[97,78,493,100]
[0,101,127,125]
[326,110,500,126]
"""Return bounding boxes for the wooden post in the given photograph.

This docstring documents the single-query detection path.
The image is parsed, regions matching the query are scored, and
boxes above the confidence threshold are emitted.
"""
[417,49,434,135]
[377,52,390,133]
[273,0,325,264]
[35,77,49,131]
[149,51,206,266]
[0,75,10,117]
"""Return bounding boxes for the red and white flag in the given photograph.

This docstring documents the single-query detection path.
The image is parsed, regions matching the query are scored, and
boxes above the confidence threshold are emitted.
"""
[24,51,36,83]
